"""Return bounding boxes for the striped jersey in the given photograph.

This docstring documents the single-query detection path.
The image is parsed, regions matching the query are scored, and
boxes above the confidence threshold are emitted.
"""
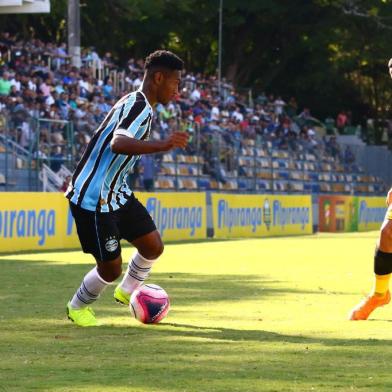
[65,90,153,212]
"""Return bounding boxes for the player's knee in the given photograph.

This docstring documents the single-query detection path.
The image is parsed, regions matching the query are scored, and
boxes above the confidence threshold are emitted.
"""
[141,239,164,260]
[149,241,164,259]
[97,256,123,282]
[154,241,164,258]
[101,267,122,282]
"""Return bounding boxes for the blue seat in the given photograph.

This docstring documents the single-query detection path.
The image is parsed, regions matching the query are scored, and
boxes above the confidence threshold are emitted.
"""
[238,179,248,190]
[278,171,289,180]
[311,183,320,193]
[197,178,209,190]
[258,181,268,191]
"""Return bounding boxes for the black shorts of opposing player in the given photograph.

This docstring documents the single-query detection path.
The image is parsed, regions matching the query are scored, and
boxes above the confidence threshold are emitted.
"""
[374,248,392,275]
[70,194,156,262]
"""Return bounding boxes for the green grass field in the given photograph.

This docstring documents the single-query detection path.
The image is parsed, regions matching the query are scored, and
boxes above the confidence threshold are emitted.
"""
[1,232,392,392]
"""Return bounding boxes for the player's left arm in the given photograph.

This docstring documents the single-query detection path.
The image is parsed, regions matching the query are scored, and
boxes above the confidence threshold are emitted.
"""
[110,132,188,155]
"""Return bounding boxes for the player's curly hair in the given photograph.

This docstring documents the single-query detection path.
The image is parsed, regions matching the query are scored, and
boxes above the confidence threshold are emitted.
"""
[144,50,184,71]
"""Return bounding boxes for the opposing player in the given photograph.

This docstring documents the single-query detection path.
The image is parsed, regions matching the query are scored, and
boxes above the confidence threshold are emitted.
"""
[349,58,392,320]
[65,50,188,326]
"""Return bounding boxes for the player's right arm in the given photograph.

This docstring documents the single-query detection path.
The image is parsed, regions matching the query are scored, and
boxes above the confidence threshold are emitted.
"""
[110,131,189,155]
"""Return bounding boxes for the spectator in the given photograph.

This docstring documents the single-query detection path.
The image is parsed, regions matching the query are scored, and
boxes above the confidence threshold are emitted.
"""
[344,145,355,165]
[190,85,201,102]
[50,146,64,172]
[9,73,21,92]
[336,110,348,133]
[298,107,311,119]
[0,72,11,96]
[18,121,33,150]
[231,106,243,122]
[132,74,143,91]
[328,136,341,159]
[286,97,298,118]
[60,175,72,192]
[256,91,268,105]
[274,96,285,116]
[102,78,113,98]
[53,42,68,68]
[210,157,226,184]
[210,100,220,121]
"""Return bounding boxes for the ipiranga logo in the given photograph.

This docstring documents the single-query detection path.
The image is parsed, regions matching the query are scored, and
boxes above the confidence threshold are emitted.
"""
[217,199,310,232]
[145,197,203,236]
[272,200,310,229]
[0,208,56,245]
[358,201,385,226]
[217,200,262,232]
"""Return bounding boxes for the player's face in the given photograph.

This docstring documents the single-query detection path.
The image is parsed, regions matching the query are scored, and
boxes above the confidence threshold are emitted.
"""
[158,70,181,105]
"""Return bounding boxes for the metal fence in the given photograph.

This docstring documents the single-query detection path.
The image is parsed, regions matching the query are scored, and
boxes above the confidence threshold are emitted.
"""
[0,112,386,195]
[0,112,74,191]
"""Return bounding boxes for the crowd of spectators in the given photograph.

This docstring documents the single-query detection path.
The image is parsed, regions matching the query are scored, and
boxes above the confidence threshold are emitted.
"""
[0,32,363,192]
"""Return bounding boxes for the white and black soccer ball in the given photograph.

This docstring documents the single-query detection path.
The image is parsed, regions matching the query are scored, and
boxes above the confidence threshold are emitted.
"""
[130,284,170,324]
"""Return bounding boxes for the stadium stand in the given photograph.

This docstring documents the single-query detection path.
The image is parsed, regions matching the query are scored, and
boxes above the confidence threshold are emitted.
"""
[0,32,387,195]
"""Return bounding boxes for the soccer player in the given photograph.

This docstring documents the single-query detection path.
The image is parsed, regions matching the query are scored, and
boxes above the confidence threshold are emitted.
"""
[65,50,188,326]
[349,58,392,320]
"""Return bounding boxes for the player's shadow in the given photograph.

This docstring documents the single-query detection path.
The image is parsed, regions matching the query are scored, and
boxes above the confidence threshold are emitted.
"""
[157,321,392,346]
[368,318,392,323]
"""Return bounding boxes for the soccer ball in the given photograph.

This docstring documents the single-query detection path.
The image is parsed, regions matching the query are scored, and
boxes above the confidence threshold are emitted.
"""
[130,284,170,324]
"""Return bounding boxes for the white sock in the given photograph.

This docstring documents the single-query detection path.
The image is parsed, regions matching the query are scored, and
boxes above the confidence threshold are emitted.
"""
[119,251,157,294]
[69,267,111,309]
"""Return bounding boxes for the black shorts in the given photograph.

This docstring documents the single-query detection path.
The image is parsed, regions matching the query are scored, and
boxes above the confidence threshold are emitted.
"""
[70,194,157,262]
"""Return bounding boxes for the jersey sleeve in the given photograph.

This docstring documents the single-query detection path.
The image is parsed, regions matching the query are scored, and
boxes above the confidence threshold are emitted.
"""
[114,97,151,139]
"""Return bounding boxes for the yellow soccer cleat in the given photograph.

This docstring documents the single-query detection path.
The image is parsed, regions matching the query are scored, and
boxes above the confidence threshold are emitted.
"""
[66,302,99,327]
[113,285,130,306]
[349,291,391,320]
